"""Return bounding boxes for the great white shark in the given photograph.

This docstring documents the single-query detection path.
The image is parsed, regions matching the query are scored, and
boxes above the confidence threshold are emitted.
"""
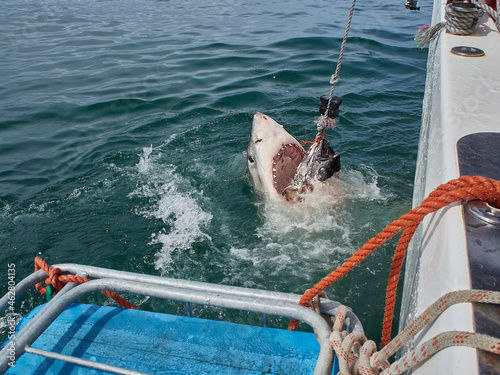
[247,112,340,202]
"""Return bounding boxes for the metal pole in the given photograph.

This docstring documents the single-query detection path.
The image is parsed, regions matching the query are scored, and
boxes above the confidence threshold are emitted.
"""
[24,346,151,375]
[0,278,334,375]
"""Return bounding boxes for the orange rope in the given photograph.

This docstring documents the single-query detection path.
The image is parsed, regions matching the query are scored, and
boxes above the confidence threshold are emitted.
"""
[300,140,315,152]
[300,140,314,148]
[301,136,325,152]
[288,176,500,347]
[34,257,138,310]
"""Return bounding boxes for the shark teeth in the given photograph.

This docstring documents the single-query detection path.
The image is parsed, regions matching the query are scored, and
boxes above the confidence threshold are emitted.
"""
[271,143,305,189]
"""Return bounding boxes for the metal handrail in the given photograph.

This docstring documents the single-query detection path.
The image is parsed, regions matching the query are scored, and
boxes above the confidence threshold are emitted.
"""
[0,263,363,333]
[0,264,344,375]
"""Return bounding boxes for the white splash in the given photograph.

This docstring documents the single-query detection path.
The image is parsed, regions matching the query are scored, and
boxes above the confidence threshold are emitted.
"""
[225,165,388,288]
[129,146,213,273]
[148,183,212,270]
[137,145,154,174]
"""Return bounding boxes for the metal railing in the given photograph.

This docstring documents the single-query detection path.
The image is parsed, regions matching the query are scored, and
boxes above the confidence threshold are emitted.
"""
[0,263,363,375]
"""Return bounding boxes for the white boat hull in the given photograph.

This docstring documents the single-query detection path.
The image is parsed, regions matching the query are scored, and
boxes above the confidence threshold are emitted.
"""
[400,0,500,373]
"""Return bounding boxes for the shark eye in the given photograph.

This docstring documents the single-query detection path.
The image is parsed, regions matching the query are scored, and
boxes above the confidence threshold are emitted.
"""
[248,155,255,163]
[255,139,263,143]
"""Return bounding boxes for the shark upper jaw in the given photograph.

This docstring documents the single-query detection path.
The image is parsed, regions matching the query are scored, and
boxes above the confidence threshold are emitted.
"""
[247,112,305,199]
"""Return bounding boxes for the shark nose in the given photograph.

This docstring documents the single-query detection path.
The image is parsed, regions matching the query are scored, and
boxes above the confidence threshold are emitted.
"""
[255,112,268,121]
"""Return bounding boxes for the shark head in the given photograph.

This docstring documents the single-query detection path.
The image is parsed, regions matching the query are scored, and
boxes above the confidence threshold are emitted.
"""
[247,113,305,199]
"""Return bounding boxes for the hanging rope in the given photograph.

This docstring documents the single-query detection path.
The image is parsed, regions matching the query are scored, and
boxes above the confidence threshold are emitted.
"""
[330,290,500,375]
[288,175,500,347]
[315,0,357,139]
[284,3,355,196]
[34,257,138,310]
[328,0,356,99]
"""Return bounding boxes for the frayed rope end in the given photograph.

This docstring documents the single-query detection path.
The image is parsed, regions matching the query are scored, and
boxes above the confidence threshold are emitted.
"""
[414,22,445,48]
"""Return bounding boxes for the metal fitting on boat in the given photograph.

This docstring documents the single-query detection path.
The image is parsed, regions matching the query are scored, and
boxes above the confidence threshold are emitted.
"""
[466,200,500,226]
[451,46,485,57]
[445,2,484,35]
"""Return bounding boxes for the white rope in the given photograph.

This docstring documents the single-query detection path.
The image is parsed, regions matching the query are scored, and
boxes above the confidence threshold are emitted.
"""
[317,0,357,138]
[472,0,500,31]
[328,0,356,97]
[329,290,500,375]
[283,3,355,196]
[445,2,484,34]
[414,2,486,48]
[380,331,500,375]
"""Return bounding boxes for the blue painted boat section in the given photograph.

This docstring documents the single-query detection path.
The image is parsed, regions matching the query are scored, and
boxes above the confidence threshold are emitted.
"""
[6,303,337,374]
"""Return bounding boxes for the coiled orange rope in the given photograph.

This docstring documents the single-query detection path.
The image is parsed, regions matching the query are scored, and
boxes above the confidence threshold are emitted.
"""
[34,257,138,310]
[288,175,500,348]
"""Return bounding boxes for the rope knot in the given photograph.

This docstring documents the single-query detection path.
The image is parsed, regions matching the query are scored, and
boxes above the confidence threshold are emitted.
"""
[33,257,139,310]
[330,74,339,85]
[47,267,63,290]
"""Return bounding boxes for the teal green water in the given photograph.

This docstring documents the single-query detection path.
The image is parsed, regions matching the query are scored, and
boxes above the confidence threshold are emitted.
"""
[0,0,431,341]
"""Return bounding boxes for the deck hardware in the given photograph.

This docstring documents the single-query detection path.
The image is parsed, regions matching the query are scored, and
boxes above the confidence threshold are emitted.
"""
[467,200,500,226]
[458,133,500,372]
[0,263,367,375]
[451,46,485,57]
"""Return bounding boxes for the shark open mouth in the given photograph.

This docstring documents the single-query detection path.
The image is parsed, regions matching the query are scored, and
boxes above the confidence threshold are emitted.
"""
[272,143,305,194]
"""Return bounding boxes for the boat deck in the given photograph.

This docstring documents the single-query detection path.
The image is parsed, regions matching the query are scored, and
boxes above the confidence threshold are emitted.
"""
[0,263,355,374]
[6,303,323,375]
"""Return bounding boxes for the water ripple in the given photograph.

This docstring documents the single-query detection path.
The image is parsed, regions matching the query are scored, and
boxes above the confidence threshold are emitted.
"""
[0,0,431,337]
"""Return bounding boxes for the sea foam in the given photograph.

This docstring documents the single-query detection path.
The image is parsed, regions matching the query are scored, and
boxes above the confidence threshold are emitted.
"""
[129,146,213,273]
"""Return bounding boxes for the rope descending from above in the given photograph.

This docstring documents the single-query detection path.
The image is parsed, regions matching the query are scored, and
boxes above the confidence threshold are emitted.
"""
[34,257,138,310]
[315,0,356,139]
[283,0,354,197]
[415,2,485,47]
[288,175,500,348]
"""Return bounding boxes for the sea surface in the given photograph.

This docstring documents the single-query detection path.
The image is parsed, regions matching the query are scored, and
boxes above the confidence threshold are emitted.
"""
[0,0,432,342]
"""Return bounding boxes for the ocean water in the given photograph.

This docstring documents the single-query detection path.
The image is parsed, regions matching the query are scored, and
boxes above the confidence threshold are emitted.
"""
[0,0,431,342]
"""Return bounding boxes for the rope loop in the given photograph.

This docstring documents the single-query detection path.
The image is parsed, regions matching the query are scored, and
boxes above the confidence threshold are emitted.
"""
[34,257,138,310]
[329,290,500,375]
[472,0,500,31]
[48,267,63,290]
